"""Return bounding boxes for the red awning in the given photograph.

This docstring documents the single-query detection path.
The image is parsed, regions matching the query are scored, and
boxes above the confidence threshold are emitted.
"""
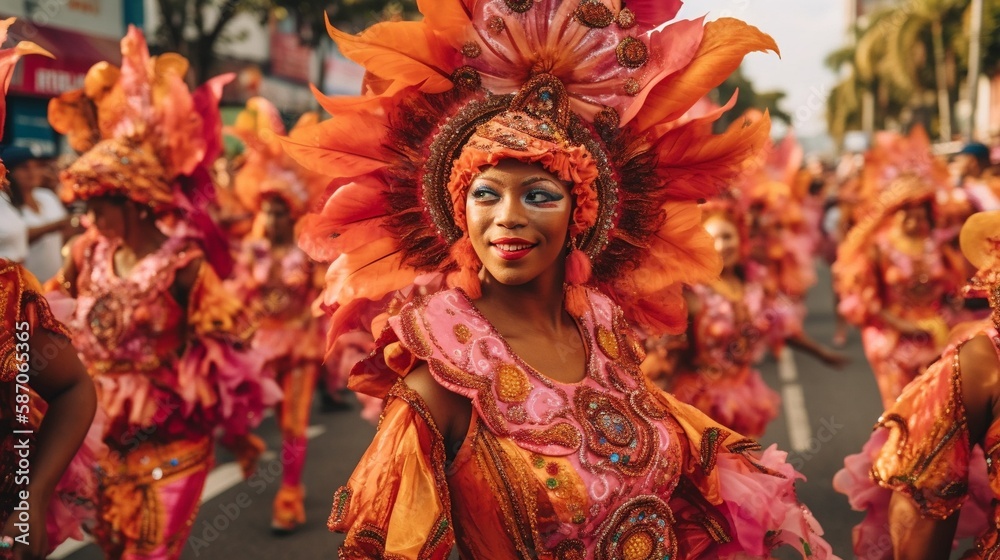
[5,19,121,97]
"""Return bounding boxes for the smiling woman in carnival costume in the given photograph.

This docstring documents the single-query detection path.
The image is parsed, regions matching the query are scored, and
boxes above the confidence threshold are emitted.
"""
[282,1,838,558]
[0,20,99,560]
[834,209,1000,559]
[45,28,279,560]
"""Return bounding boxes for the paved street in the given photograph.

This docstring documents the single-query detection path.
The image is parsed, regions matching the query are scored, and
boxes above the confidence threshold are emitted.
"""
[56,264,909,559]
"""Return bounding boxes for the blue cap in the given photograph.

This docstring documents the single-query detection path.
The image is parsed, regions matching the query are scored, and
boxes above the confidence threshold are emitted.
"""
[0,145,35,169]
[958,142,991,165]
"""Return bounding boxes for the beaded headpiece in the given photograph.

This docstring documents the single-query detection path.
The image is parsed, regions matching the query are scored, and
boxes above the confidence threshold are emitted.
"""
[227,97,328,221]
[0,18,52,190]
[285,1,777,339]
[960,210,1000,329]
[47,26,235,275]
[48,27,229,211]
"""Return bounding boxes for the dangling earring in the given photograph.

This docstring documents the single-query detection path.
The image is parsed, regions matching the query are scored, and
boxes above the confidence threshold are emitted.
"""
[564,236,593,316]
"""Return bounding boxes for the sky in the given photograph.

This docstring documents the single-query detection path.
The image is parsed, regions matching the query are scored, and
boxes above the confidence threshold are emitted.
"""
[677,0,848,142]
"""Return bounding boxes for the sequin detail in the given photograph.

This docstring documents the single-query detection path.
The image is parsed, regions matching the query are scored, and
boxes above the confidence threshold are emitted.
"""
[574,0,614,28]
[575,386,655,476]
[487,15,506,34]
[595,496,676,560]
[454,324,472,344]
[504,0,534,13]
[461,41,482,58]
[451,66,482,90]
[597,326,620,360]
[615,7,637,29]
[623,78,640,96]
[328,486,352,527]
[616,37,648,69]
[700,426,730,475]
[497,363,531,404]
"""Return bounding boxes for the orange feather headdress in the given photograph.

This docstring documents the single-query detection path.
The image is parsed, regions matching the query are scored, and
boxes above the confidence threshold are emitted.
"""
[48,26,230,211]
[0,18,53,188]
[285,0,778,341]
[46,26,236,275]
[227,97,328,221]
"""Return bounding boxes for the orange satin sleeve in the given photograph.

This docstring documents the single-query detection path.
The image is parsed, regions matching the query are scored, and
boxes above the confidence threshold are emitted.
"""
[329,381,454,559]
[871,344,971,519]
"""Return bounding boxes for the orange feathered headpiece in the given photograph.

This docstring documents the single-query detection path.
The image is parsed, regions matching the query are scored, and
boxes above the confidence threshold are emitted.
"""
[48,26,231,210]
[0,18,53,189]
[853,127,953,222]
[227,97,328,220]
[284,0,778,340]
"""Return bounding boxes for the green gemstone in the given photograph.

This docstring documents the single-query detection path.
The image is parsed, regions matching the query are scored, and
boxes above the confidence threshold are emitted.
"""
[546,478,559,489]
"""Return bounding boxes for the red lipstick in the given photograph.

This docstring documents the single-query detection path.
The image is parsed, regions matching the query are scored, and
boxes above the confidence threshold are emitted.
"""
[491,238,536,261]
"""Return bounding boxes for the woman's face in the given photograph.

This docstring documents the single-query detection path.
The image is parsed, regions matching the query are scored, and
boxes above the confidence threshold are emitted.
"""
[465,159,573,287]
[9,160,42,192]
[899,202,931,237]
[261,195,294,243]
[86,197,128,240]
[704,214,741,269]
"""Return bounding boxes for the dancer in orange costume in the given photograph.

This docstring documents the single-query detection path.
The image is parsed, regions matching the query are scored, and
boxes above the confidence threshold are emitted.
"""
[46,28,279,560]
[834,210,1000,559]
[284,2,838,557]
[835,128,970,409]
[226,97,327,533]
[0,21,99,560]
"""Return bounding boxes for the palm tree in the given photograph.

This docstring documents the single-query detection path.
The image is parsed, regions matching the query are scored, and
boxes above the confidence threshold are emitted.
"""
[828,0,970,143]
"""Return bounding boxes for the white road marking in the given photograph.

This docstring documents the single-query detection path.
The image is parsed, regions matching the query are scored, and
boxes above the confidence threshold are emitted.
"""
[49,425,328,559]
[778,347,813,452]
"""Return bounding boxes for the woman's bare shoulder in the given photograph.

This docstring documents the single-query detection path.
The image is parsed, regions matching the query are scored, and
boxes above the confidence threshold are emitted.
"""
[403,362,471,449]
[959,333,1000,444]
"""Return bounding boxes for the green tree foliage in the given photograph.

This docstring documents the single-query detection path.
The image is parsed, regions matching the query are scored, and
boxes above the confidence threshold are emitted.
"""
[152,0,417,83]
[827,0,1000,145]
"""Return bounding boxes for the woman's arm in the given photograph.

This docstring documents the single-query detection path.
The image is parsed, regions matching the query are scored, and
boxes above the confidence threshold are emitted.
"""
[25,217,70,244]
[888,492,959,560]
[959,334,1000,455]
[0,327,96,560]
[785,331,848,368]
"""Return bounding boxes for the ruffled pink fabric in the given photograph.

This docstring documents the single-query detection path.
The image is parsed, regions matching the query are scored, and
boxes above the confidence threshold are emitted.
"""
[670,368,780,439]
[716,444,836,559]
[177,337,280,436]
[253,327,324,365]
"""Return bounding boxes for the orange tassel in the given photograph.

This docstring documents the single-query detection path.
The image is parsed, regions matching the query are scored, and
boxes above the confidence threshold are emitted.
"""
[447,236,482,299]
[564,247,592,285]
[564,247,592,316]
[564,283,591,317]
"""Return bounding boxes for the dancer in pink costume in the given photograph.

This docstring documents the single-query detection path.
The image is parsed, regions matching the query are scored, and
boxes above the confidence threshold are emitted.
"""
[46,29,279,559]
[834,210,1000,559]
[226,98,328,533]
[835,128,969,409]
[646,191,844,439]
